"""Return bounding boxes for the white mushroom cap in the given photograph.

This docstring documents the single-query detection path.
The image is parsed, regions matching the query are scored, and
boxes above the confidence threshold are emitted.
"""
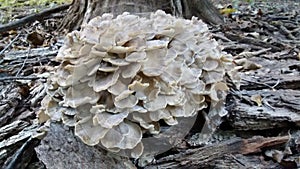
[75,116,109,146]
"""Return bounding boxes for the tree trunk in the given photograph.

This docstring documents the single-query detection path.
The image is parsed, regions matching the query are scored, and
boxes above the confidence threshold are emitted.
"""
[59,0,224,31]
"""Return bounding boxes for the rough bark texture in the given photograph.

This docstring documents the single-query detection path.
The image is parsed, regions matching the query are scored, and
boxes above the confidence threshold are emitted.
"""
[147,135,292,168]
[228,56,300,130]
[35,123,132,169]
[59,0,224,31]
[1,1,300,169]
[181,0,224,24]
[59,0,87,32]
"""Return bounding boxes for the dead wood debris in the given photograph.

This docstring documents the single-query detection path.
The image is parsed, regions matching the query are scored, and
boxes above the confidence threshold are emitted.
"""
[0,1,300,169]
[34,123,131,169]
[147,135,291,169]
[0,3,71,34]
[0,35,59,168]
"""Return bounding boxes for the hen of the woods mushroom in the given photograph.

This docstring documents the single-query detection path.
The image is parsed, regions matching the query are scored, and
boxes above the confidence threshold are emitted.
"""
[39,10,237,158]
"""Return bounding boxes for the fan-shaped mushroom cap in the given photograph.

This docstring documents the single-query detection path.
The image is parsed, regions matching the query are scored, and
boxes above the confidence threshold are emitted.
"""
[75,116,109,146]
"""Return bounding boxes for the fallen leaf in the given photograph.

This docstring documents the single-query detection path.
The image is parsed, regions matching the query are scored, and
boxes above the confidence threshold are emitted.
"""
[220,8,237,15]
[37,110,50,123]
[234,58,262,70]
[27,31,44,46]
[257,8,263,17]
[8,30,18,35]
[18,84,30,98]
[265,149,284,163]
[251,94,262,106]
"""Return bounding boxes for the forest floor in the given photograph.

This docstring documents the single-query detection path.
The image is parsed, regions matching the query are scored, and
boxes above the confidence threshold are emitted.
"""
[0,0,299,168]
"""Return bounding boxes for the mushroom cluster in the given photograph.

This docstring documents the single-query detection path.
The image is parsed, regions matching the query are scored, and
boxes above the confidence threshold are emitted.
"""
[40,10,234,158]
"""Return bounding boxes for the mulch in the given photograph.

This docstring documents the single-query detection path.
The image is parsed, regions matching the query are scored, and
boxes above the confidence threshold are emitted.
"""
[0,1,299,168]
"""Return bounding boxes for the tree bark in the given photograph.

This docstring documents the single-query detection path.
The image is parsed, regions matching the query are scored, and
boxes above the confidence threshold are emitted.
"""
[181,0,224,24]
[59,0,224,31]
[1,1,300,168]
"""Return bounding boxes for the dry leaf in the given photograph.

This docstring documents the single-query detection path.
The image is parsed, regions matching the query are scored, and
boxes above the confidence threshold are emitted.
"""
[220,8,237,15]
[37,110,50,123]
[251,94,262,106]
[234,58,262,70]
[265,149,284,163]
[27,31,44,46]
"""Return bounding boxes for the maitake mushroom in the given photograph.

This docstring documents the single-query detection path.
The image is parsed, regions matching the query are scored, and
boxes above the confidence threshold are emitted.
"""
[39,10,236,158]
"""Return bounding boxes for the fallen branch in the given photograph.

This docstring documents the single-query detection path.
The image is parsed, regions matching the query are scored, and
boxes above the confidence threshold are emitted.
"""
[224,32,282,52]
[0,3,71,33]
[0,34,20,56]
[235,48,272,59]
[279,24,296,40]
[212,33,232,42]
[241,78,280,90]
[148,136,289,168]
[223,43,265,51]
[0,76,45,82]
[4,137,40,169]
[15,47,31,77]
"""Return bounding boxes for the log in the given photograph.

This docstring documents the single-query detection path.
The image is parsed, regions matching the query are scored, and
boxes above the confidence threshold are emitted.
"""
[147,135,290,168]
[0,4,71,33]
[228,89,300,130]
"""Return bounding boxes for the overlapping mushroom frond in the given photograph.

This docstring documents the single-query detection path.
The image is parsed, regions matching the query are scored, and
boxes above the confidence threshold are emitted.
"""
[39,10,236,158]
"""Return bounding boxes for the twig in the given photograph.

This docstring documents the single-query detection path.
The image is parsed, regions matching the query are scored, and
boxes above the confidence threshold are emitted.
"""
[0,34,20,55]
[262,99,276,111]
[15,47,31,77]
[5,137,40,169]
[224,32,282,52]
[279,25,296,40]
[267,15,292,21]
[228,154,246,167]
[270,79,280,89]
[291,27,300,34]
[0,76,45,81]
[212,33,232,42]
[0,3,71,33]
[223,43,265,51]
[242,78,280,90]
[235,48,271,59]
